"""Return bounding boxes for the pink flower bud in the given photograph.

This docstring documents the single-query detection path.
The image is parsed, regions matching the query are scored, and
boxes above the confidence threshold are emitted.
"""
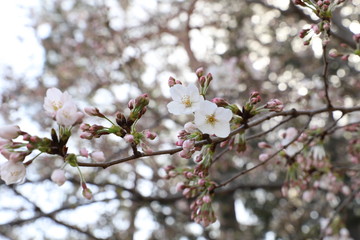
[198,178,206,186]
[90,151,106,162]
[51,169,66,186]
[79,148,89,157]
[312,24,320,34]
[206,73,213,83]
[80,123,90,131]
[258,142,272,149]
[176,182,185,192]
[198,76,206,86]
[341,55,349,61]
[212,98,229,107]
[299,29,310,38]
[329,51,339,58]
[82,187,93,200]
[124,134,135,143]
[184,122,197,133]
[22,134,30,141]
[182,140,195,150]
[144,130,157,140]
[265,99,284,112]
[182,188,191,197]
[164,165,175,172]
[80,132,92,140]
[202,195,212,203]
[259,153,269,162]
[195,67,204,78]
[128,99,135,110]
[168,76,176,87]
[175,139,184,146]
[179,149,191,159]
[0,125,20,140]
[323,22,330,31]
[84,107,98,116]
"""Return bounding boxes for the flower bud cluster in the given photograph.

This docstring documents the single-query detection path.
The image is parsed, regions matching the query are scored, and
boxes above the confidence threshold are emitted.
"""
[168,76,182,87]
[264,99,284,112]
[195,67,213,96]
[177,174,217,227]
[80,123,113,139]
[0,125,27,184]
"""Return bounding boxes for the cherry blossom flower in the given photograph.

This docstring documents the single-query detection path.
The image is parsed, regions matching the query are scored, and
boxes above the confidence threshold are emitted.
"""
[51,169,66,186]
[194,100,233,138]
[0,125,20,140]
[90,151,106,162]
[56,101,79,127]
[284,142,303,157]
[43,87,73,117]
[281,127,303,157]
[281,127,298,146]
[0,161,26,185]
[167,83,204,115]
[311,145,326,160]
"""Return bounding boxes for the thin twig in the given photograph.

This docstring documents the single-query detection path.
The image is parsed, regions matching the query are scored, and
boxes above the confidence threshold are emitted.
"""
[215,117,312,188]
[322,44,332,108]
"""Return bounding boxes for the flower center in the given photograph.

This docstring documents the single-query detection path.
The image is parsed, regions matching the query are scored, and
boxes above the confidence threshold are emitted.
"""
[206,114,217,126]
[52,101,62,111]
[181,95,192,107]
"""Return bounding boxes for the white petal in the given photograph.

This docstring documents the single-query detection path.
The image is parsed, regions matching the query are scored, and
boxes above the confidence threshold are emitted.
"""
[194,111,207,126]
[170,84,186,102]
[188,84,202,101]
[213,121,231,138]
[197,122,215,135]
[214,107,233,122]
[47,88,63,98]
[197,100,216,115]
[167,101,186,115]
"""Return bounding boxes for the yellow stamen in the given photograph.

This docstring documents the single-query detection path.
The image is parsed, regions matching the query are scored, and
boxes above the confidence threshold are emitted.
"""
[206,114,217,125]
[181,95,192,107]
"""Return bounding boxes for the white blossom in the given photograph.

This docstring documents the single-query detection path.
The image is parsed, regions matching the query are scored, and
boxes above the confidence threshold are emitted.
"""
[56,101,79,127]
[281,127,298,146]
[281,127,303,157]
[194,100,233,138]
[311,145,326,160]
[167,83,204,115]
[0,125,20,140]
[43,87,73,117]
[0,161,26,185]
[284,142,303,157]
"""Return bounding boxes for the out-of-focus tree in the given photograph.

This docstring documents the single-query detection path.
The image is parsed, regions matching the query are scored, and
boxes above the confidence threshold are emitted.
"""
[0,0,359,239]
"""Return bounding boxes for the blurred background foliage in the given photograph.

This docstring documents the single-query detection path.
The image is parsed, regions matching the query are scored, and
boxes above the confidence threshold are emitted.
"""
[0,0,359,239]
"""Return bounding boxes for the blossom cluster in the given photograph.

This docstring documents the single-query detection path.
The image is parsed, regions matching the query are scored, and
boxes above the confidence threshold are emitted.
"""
[43,88,84,127]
